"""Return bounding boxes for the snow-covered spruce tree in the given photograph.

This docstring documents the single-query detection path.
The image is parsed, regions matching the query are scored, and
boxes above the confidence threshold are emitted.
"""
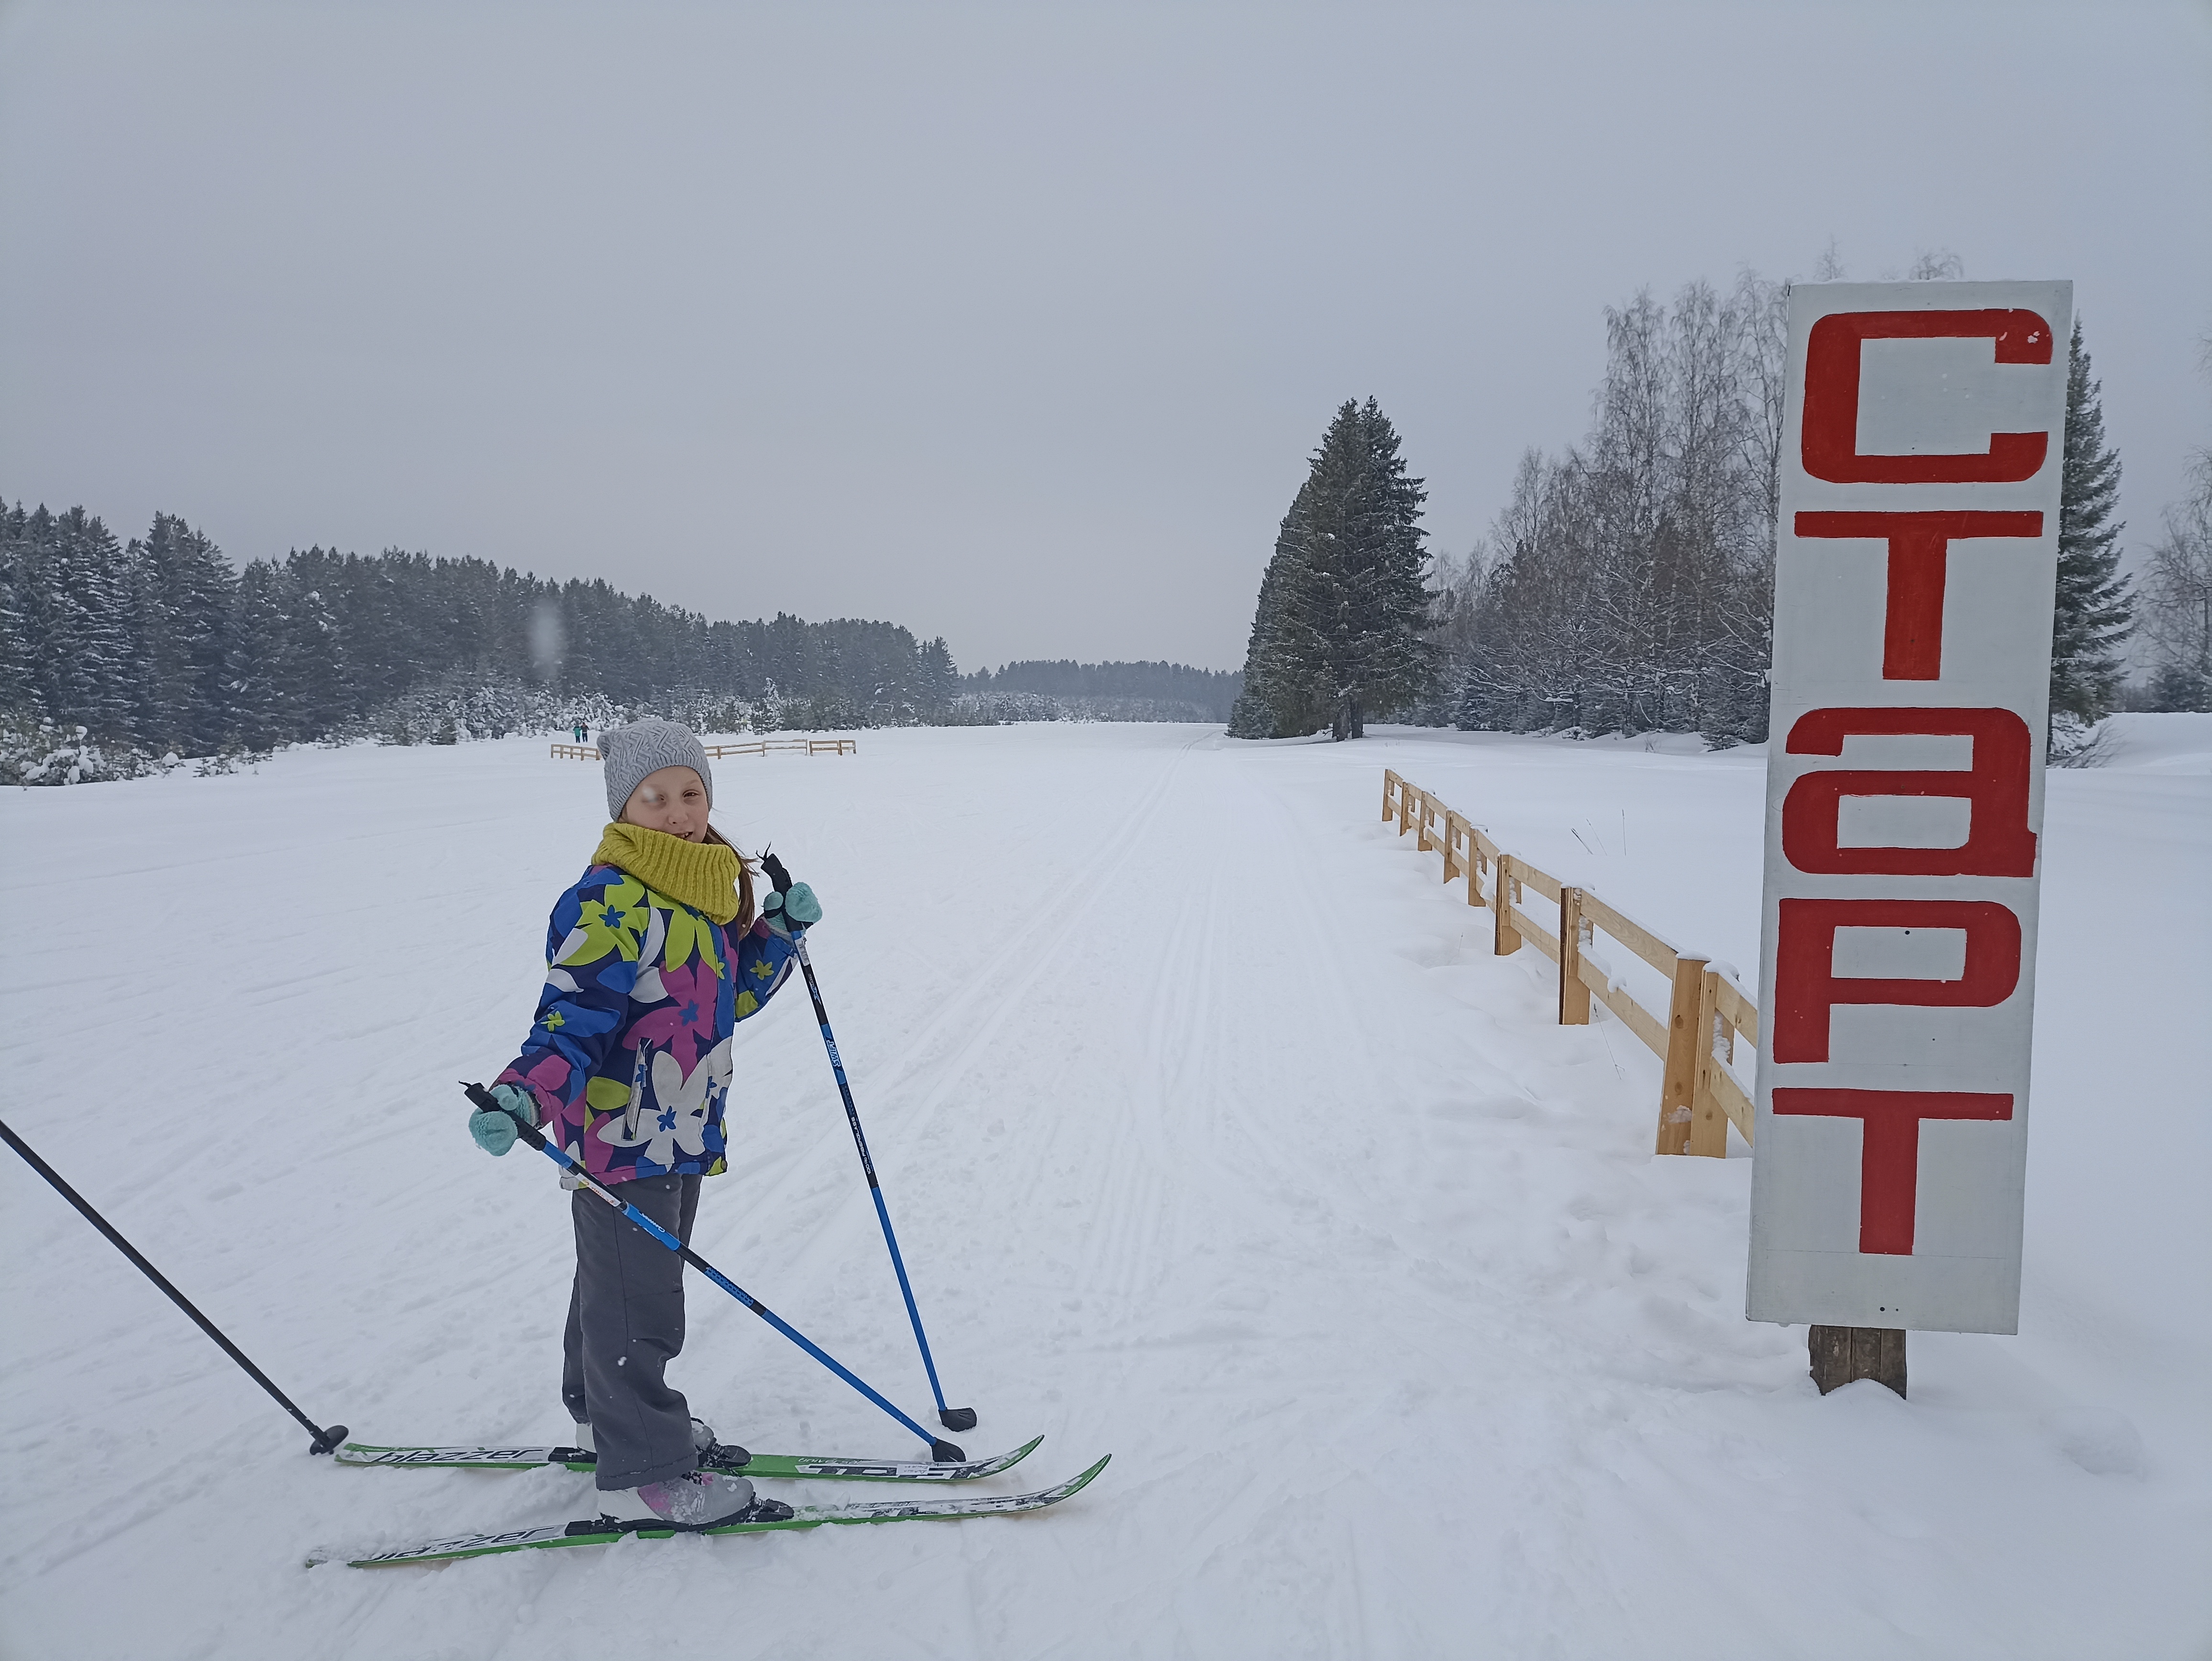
[8,505,140,742]
[137,514,237,754]
[0,501,40,716]
[1227,535,1317,737]
[916,637,960,715]
[222,561,295,750]
[2048,319,2133,736]
[281,579,351,740]
[1230,399,1434,740]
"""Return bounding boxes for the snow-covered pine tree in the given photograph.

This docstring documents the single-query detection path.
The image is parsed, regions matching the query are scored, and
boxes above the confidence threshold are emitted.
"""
[139,514,238,754]
[11,506,138,740]
[118,536,166,743]
[1230,402,1435,740]
[0,501,32,714]
[280,580,350,740]
[1279,399,1435,740]
[917,637,959,713]
[222,561,294,749]
[1226,522,1315,738]
[2048,319,2133,735]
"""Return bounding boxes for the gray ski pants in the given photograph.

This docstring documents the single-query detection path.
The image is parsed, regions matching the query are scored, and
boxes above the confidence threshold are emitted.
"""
[561,1172,702,1491]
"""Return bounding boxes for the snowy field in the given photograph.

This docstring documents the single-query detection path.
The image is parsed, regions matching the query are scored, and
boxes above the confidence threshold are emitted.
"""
[1,718,2206,1660]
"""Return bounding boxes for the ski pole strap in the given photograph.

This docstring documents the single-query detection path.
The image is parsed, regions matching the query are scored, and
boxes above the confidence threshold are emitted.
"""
[0,1117,348,1455]
[459,1085,958,1459]
[761,852,794,899]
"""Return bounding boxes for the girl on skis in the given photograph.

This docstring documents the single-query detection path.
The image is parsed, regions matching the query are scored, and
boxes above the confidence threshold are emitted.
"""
[467,718,821,1526]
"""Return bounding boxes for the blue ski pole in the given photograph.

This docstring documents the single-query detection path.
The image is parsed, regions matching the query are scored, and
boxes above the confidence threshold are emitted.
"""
[461,1083,964,1462]
[760,855,975,1434]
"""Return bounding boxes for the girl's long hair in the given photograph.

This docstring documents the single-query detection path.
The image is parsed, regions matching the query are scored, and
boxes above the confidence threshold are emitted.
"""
[704,824,758,930]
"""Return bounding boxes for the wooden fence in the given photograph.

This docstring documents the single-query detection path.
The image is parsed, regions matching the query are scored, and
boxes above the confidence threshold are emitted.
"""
[1383,768,1758,1158]
[549,737,858,762]
[704,738,858,758]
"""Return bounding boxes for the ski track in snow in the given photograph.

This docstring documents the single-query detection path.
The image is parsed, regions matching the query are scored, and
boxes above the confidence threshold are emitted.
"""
[0,720,2205,1659]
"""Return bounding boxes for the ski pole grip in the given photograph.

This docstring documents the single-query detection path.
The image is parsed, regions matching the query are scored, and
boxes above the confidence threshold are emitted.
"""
[759,853,803,938]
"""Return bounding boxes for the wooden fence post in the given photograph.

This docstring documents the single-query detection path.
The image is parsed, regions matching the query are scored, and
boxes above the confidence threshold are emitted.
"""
[1370,765,1764,1164]
[1493,859,1522,956]
[1809,1326,1906,1397]
[1654,954,1710,1156]
[1685,968,1730,1157]
[1558,888,1592,1025]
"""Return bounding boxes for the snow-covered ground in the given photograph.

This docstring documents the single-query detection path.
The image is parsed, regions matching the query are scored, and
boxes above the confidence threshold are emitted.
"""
[1,719,2205,1659]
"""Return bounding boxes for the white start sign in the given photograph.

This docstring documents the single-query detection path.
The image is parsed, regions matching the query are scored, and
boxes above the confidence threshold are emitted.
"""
[1746,279,2072,1336]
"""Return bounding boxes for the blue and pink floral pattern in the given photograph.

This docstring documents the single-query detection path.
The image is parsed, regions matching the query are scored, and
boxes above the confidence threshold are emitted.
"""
[496,864,794,1185]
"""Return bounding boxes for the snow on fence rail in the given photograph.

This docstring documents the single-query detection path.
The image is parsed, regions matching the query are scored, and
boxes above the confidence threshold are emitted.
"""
[1382,768,1757,1158]
[549,738,858,762]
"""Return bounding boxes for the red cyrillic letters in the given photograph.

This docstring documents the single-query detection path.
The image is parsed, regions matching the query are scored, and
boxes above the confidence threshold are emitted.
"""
[1792,511,2044,679]
[1801,309,2055,485]
[1772,897,2023,1063]
[1781,707,2036,877]
[1754,290,2062,1304]
[1771,1088,2014,1254]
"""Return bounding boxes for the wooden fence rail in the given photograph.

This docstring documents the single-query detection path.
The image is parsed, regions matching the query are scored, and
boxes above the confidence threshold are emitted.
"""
[1382,768,1757,1157]
[702,738,858,758]
[549,737,858,763]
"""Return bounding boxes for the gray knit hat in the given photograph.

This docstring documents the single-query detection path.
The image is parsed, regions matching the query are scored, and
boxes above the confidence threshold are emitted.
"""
[600,719,714,819]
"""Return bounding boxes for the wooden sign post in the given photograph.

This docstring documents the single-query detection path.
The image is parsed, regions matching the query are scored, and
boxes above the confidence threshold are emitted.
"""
[1747,281,2073,1393]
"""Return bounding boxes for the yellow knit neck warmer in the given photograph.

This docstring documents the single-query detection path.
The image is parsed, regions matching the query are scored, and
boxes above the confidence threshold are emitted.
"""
[592,823,742,924]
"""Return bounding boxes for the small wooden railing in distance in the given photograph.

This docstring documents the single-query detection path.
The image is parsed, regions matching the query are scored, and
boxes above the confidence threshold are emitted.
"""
[551,737,858,762]
[702,738,858,758]
[1383,767,1757,1157]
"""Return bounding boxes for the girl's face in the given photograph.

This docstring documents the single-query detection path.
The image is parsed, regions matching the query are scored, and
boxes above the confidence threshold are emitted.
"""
[622,766,710,842]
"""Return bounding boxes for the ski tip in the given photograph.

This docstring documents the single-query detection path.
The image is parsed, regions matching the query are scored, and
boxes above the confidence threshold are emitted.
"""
[1052,1454,1111,1500]
[1008,1434,1046,1462]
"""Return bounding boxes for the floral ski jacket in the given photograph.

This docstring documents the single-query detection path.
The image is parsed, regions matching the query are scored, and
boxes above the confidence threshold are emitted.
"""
[496,863,795,1186]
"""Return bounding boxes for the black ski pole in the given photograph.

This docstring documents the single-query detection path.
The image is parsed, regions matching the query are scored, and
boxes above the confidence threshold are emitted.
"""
[462,1084,965,1461]
[760,853,975,1434]
[0,1117,349,1456]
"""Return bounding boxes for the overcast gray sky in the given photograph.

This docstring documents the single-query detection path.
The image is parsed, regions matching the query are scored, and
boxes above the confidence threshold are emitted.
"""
[3,1,2205,674]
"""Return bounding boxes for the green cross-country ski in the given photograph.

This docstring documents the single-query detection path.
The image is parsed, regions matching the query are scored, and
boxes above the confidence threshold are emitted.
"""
[331,1454,1109,1567]
[335,1434,1044,1483]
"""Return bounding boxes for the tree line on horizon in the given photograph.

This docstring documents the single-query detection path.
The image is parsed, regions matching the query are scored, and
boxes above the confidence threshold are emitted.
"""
[0,509,1244,783]
[0,510,960,771]
[967,659,1241,721]
[1228,257,2198,747]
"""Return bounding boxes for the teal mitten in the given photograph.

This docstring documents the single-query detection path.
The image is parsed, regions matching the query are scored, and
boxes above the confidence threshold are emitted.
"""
[763,881,823,937]
[469,1084,537,1157]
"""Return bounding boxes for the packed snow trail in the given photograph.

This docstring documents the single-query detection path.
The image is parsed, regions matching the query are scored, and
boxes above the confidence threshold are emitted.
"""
[0,721,2205,1658]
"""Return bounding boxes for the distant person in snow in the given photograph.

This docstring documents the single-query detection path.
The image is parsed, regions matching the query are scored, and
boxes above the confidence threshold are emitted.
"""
[466,717,823,1527]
